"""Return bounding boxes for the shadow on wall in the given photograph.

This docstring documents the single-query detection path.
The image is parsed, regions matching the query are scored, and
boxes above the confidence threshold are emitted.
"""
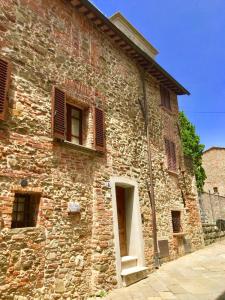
[217,292,225,300]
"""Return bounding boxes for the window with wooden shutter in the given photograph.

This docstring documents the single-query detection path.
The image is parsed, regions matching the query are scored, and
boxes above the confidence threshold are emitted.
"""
[165,138,176,171]
[52,87,66,140]
[0,58,11,121]
[160,85,171,111]
[94,107,105,152]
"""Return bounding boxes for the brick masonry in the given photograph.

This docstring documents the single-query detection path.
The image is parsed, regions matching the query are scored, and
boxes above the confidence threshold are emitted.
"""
[0,1,204,299]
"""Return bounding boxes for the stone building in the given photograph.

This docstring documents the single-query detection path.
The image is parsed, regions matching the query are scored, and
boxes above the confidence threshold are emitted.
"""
[203,147,225,197]
[0,0,204,299]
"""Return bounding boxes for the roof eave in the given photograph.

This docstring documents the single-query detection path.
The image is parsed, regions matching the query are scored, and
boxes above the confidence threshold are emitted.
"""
[68,0,190,96]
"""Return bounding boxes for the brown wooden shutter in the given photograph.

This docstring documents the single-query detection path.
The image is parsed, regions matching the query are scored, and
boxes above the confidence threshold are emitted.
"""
[52,87,66,140]
[160,86,166,107]
[0,58,11,121]
[165,138,172,169]
[165,138,177,171]
[94,107,105,152]
[170,141,176,170]
[160,86,171,110]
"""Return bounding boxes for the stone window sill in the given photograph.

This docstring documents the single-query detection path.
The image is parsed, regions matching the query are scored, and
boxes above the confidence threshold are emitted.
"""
[55,140,104,156]
[173,232,186,238]
[167,169,179,177]
[8,227,41,233]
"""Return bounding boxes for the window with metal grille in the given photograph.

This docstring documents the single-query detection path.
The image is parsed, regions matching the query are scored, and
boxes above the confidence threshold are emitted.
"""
[66,104,83,145]
[171,211,182,233]
[11,194,40,228]
[160,85,171,111]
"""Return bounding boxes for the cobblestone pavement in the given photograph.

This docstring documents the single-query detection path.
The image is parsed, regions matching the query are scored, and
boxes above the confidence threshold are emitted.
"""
[104,239,225,300]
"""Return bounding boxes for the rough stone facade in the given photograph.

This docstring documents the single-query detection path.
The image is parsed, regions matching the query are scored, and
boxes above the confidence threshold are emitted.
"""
[203,147,225,197]
[0,1,204,299]
[202,224,225,246]
[199,192,225,224]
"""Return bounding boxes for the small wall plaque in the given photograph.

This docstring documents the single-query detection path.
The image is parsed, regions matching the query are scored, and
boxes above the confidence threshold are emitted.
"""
[68,202,81,214]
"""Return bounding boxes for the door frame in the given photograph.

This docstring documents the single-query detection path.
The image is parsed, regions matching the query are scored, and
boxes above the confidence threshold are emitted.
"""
[110,176,145,287]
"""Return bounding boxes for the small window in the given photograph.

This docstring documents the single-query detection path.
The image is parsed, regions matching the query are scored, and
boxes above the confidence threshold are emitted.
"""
[213,187,218,194]
[66,104,83,145]
[165,138,177,171]
[171,211,182,233]
[160,85,171,110]
[11,194,40,228]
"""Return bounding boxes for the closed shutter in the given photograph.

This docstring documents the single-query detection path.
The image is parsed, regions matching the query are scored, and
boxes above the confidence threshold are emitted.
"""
[160,86,166,107]
[52,87,66,140]
[94,107,105,152]
[165,138,176,171]
[160,85,171,110]
[0,58,11,121]
[165,138,172,169]
[170,141,176,170]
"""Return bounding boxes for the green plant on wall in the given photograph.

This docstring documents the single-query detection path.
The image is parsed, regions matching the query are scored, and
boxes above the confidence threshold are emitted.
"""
[179,111,206,192]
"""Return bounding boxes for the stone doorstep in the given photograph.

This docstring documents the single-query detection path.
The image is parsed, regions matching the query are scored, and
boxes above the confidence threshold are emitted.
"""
[121,256,138,270]
[121,266,148,287]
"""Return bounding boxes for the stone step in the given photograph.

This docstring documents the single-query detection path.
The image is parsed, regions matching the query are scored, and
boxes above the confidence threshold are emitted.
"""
[121,266,148,287]
[121,256,138,270]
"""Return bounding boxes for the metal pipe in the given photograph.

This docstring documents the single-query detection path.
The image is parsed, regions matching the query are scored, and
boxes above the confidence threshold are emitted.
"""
[139,70,160,268]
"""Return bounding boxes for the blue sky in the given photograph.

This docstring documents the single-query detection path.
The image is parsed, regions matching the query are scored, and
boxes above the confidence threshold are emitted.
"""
[90,0,225,150]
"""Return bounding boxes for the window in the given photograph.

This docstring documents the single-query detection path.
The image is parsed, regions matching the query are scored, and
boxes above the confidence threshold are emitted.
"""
[52,87,106,152]
[213,187,218,194]
[11,194,40,228]
[66,104,82,145]
[171,211,182,233]
[165,138,176,171]
[160,85,171,110]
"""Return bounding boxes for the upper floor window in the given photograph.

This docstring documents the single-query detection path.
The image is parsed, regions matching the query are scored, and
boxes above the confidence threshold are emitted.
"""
[165,138,176,171]
[52,87,105,152]
[66,104,82,145]
[160,85,171,111]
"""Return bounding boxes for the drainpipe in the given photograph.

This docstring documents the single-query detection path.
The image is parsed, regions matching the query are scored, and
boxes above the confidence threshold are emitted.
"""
[138,70,160,268]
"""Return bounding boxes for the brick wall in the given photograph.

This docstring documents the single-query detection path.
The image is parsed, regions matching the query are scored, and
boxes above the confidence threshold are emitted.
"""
[0,0,204,299]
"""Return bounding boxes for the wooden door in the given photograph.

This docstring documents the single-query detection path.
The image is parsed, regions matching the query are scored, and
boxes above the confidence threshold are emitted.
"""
[116,186,127,257]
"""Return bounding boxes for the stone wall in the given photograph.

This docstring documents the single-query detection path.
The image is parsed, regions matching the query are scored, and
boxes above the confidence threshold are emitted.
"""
[202,224,225,246]
[0,228,45,300]
[203,148,225,197]
[199,192,225,224]
[0,0,204,299]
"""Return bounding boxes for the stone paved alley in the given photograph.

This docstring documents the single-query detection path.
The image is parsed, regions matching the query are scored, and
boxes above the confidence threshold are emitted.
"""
[104,240,225,300]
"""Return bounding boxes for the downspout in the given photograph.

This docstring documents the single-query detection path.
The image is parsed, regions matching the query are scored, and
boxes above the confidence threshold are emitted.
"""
[138,70,160,268]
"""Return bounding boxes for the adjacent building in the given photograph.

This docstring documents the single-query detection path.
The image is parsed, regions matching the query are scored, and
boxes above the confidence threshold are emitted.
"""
[203,147,225,197]
[0,0,204,299]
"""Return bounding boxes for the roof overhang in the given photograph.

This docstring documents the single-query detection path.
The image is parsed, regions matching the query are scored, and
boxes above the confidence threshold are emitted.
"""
[203,147,225,154]
[68,0,190,95]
